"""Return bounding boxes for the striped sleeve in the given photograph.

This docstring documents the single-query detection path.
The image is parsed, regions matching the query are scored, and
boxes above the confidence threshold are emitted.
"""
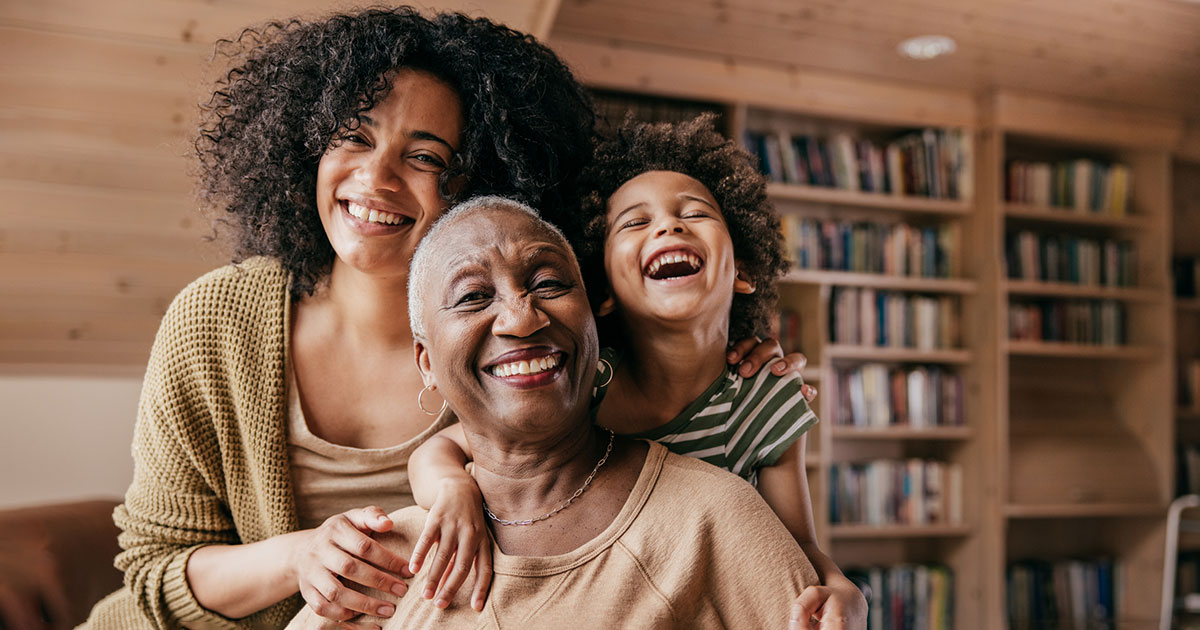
[724,371,819,478]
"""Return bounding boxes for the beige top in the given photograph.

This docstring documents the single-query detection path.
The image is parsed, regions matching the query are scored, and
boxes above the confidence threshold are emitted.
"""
[286,441,820,630]
[287,365,451,529]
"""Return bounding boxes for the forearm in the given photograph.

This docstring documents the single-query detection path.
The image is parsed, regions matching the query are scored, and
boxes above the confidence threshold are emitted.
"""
[409,433,472,509]
[186,530,308,619]
[797,540,849,587]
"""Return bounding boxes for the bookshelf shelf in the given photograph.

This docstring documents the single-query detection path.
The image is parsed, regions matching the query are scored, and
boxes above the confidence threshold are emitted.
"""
[829,524,972,539]
[831,426,972,440]
[1003,280,1161,302]
[1179,298,1200,313]
[823,345,972,364]
[767,183,971,216]
[784,269,976,293]
[1180,408,1200,422]
[1004,502,1165,519]
[1005,340,1158,360]
[801,366,821,382]
[1003,203,1153,230]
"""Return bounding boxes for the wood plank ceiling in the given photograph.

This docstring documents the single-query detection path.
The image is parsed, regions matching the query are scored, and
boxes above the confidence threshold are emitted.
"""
[551,0,1200,118]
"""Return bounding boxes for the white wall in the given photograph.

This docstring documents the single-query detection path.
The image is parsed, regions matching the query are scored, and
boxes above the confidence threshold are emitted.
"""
[0,373,142,509]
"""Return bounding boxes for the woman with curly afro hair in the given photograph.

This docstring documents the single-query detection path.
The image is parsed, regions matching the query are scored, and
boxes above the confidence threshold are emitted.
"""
[569,114,868,628]
[83,7,598,630]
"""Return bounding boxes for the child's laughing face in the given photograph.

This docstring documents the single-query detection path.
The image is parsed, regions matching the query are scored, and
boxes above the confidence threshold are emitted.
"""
[601,170,754,330]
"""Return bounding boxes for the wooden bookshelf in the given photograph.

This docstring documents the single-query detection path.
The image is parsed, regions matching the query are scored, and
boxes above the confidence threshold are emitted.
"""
[766,182,971,216]
[830,426,972,441]
[830,524,972,539]
[1003,279,1161,302]
[783,269,976,293]
[1005,340,1160,360]
[1004,503,1165,519]
[823,345,972,364]
[1180,298,1200,313]
[1003,202,1154,230]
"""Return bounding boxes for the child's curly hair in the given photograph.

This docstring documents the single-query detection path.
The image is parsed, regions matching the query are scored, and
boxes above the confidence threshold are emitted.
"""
[194,7,595,297]
[572,114,788,343]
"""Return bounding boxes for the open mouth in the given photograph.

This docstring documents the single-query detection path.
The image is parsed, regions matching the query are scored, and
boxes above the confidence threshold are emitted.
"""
[343,201,414,227]
[644,249,703,280]
[487,351,563,378]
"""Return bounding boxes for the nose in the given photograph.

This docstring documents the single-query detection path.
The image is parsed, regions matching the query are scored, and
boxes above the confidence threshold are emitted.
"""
[654,216,686,237]
[356,148,405,193]
[492,294,551,338]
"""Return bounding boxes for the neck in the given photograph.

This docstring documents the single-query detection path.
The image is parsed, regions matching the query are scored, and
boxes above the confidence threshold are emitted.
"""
[616,314,730,422]
[468,422,608,521]
[319,259,414,347]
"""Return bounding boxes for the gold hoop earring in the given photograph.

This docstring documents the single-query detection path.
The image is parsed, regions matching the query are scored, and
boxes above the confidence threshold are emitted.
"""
[418,384,447,416]
[596,358,614,389]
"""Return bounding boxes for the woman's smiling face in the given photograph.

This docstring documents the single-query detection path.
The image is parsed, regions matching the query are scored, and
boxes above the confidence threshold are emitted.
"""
[413,206,598,433]
[315,68,464,280]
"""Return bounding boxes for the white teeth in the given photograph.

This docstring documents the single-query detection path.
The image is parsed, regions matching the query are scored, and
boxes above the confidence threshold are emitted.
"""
[347,202,404,226]
[645,251,702,276]
[491,354,560,378]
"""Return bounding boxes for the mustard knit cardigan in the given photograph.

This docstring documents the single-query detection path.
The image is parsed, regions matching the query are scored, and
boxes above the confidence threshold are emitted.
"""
[83,258,303,629]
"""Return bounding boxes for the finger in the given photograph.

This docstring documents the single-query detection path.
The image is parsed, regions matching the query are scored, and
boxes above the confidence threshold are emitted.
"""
[331,519,413,582]
[470,538,493,611]
[310,566,398,619]
[300,579,355,622]
[321,544,407,606]
[726,336,759,364]
[793,586,828,623]
[801,383,818,403]
[408,519,441,575]
[434,533,479,608]
[342,506,394,534]
[773,351,809,375]
[423,539,456,600]
[739,337,782,377]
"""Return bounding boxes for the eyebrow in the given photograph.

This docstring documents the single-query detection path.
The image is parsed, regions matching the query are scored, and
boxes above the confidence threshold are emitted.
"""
[358,114,457,152]
[608,192,720,228]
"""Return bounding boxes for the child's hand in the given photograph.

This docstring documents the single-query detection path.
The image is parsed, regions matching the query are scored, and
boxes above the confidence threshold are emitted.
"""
[727,337,818,403]
[408,477,492,612]
[788,579,868,629]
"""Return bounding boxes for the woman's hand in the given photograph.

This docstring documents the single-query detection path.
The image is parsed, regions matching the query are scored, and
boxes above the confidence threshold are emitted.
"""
[408,476,492,611]
[727,337,818,403]
[291,506,413,624]
[788,579,869,629]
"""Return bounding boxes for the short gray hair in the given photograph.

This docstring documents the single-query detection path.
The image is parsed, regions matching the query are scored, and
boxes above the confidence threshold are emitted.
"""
[407,195,573,340]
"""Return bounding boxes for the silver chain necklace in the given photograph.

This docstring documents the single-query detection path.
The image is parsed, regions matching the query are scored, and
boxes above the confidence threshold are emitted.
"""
[482,428,616,527]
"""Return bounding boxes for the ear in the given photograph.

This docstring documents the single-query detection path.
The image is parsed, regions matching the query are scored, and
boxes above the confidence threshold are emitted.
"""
[733,264,756,295]
[414,340,437,388]
[596,294,617,317]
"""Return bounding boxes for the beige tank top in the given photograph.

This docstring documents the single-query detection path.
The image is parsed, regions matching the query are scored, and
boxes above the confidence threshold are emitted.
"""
[286,364,453,530]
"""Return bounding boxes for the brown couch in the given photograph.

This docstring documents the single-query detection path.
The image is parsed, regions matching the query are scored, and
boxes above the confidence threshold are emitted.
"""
[0,499,123,630]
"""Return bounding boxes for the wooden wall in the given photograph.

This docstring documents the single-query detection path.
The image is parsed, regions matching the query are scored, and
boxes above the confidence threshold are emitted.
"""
[0,0,556,373]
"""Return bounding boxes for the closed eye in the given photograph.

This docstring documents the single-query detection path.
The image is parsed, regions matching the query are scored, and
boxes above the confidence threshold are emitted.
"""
[455,290,491,307]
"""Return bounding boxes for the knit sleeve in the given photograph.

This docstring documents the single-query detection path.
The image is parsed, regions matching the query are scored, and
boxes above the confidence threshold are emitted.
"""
[724,372,819,478]
[111,282,245,630]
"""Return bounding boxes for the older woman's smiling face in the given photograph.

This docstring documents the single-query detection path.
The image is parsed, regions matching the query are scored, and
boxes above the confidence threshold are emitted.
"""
[414,207,598,433]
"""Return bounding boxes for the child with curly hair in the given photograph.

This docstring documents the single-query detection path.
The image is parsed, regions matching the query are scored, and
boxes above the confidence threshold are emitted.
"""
[409,115,865,628]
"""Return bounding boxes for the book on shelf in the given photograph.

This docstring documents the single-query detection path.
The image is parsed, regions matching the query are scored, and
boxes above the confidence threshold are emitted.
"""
[1008,299,1126,345]
[781,216,959,278]
[1006,231,1137,287]
[744,128,971,200]
[829,458,963,526]
[828,363,965,429]
[845,564,954,630]
[1006,159,1131,216]
[1176,257,1200,298]
[775,309,803,355]
[1182,359,1200,410]
[1007,558,1117,630]
[830,288,960,349]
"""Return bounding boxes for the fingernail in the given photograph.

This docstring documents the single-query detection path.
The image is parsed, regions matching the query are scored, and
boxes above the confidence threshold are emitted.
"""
[392,582,408,596]
[739,362,752,376]
[408,562,418,574]
[473,598,484,611]
[727,351,737,362]
[436,597,449,609]
[423,587,435,600]
[377,605,395,617]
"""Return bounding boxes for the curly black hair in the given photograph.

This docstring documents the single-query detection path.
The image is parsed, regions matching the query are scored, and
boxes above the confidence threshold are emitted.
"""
[195,7,596,297]
[571,114,788,343]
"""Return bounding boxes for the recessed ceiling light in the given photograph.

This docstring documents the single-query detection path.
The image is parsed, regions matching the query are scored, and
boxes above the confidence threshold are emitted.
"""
[898,35,957,60]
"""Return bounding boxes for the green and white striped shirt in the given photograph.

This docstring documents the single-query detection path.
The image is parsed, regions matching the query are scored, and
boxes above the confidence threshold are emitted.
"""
[594,347,818,485]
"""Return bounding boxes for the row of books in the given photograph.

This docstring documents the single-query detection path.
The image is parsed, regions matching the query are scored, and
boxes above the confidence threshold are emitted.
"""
[1176,257,1200,298]
[1007,558,1117,630]
[1008,299,1126,346]
[776,309,803,355]
[830,288,960,350]
[1005,231,1137,288]
[1006,159,1132,216]
[827,364,965,429]
[829,459,963,526]
[744,128,971,200]
[1182,359,1200,410]
[845,564,954,630]
[781,216,959,278]
[1178,444,1200,495]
